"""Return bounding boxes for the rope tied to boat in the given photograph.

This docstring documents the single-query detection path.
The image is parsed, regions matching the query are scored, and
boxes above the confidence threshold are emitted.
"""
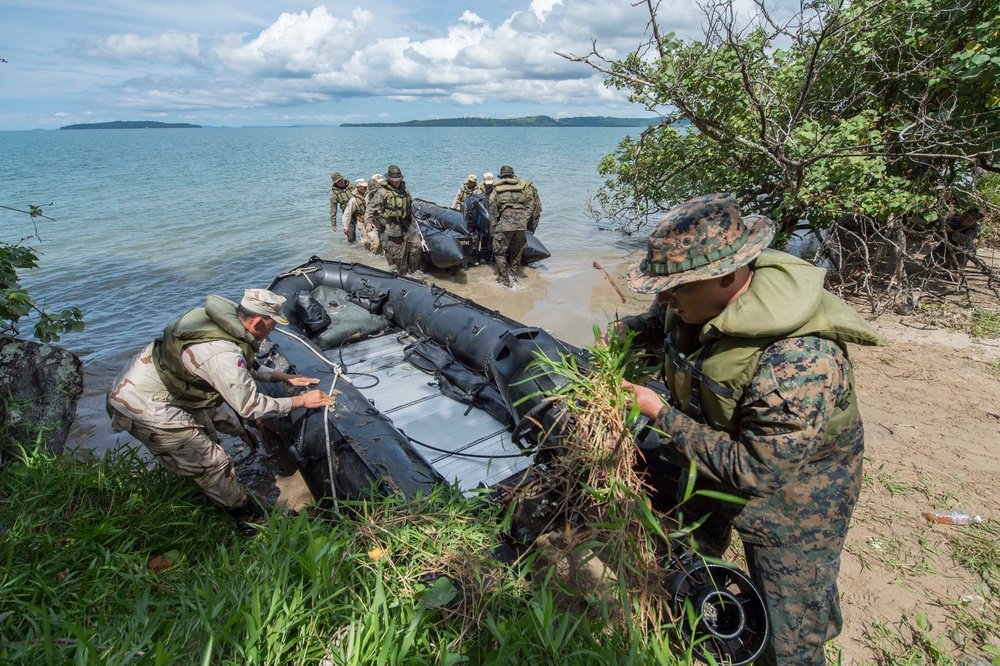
[324,363,343,516]
[274,265,320,287]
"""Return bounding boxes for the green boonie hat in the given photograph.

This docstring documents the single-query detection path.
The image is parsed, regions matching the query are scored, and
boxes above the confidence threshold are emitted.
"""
[330,172,344,182]
[499,165,515,178]
[627,193,776,294]
[386,165,403,179]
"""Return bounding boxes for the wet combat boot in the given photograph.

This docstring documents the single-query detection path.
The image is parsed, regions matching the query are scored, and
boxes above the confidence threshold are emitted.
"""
[226,496,267,536]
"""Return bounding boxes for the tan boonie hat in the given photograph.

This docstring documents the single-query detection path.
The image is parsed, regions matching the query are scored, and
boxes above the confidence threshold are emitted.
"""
[467,174,477,182]
[483,172,494,184]
[627,193,776,294]
[355,178,367,187]
[240,289,288,324]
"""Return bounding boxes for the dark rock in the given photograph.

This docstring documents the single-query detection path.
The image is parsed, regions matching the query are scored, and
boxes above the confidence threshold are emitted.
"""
[0,338,84,456]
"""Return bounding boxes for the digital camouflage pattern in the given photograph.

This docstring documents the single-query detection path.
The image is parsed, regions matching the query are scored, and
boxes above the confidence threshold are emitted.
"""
[364,179,421,274]
[488,176,537,285]
[615,215,881,665]
[329,177,355,229]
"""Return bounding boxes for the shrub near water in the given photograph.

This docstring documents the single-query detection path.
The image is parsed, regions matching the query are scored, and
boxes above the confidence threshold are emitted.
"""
[0,442,694,665]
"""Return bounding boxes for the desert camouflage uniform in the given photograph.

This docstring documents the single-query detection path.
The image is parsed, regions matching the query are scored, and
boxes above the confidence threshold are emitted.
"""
[475,182,494,198]
[618,248,881,665]
[329,173,354,229]
[365,179,421,274]
[342,190,366,243]
[488,173,538,285]
[452,180,477,210]
[106,296,293,509]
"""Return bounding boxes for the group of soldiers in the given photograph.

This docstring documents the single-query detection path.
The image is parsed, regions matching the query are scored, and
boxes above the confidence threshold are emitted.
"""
[329,165,542,286]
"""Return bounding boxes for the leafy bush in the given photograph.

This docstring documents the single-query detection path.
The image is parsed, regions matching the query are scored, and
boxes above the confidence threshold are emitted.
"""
[1,204,84,342]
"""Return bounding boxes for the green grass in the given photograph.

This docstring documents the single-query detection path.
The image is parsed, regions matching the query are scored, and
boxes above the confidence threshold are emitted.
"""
[0,442,699,665]
[970,310,1000,339]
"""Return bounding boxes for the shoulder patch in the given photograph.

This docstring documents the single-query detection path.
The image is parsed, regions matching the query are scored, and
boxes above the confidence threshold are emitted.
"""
[237,357,247,369]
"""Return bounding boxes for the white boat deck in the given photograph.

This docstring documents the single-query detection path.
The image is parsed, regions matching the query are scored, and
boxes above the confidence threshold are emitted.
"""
[326,332,532,494]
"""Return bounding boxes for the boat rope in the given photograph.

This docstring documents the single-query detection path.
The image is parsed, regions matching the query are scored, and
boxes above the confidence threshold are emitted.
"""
[324,364,341,517]
[273,265,320,288]
[269,325,379,388]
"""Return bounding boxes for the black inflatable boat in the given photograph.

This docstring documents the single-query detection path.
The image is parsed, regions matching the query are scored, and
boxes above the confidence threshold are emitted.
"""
[413,195,550,270]
[255,257,769,665]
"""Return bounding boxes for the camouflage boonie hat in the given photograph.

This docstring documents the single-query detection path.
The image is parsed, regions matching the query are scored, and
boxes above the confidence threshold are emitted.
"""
[386,165,403,179]
[499,165,515,178]
[330,172,344,183]
[627,193,775,294]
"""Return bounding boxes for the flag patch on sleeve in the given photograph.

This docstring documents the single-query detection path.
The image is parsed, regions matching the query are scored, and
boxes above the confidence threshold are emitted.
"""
[237,357,247,369]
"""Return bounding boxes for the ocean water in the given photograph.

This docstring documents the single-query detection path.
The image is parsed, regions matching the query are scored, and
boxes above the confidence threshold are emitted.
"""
[1,126,649,449]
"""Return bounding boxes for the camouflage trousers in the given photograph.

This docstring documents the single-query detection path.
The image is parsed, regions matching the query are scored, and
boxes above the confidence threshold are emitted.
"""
[383,228,423,275]
[744,541,845,666]
[492,229,526,284]
[329,196,340,229]
[107,405,246,510]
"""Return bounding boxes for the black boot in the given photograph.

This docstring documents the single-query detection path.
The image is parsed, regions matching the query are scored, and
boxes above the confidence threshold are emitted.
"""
[225,496,267,536]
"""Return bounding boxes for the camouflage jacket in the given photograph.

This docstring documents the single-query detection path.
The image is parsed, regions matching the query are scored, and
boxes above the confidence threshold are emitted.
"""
[330,183,355,221]
[488,177,537,233]
[364,180,412,237]
[622,250,882,546]
[452,182,477,210]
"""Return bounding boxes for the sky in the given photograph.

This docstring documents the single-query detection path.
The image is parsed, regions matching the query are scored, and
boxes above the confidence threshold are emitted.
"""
[0,0,710,131]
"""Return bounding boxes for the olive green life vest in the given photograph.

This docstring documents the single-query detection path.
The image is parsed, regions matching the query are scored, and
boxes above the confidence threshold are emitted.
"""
[350,191,367,224]
[663,250,882,439]
[333,184,353,205]
[378,181,411,220]
[151,295,258,410]
[494,178,529,212]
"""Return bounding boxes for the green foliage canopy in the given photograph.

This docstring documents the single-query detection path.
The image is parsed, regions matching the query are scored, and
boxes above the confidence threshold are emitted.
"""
[565,0,999,238]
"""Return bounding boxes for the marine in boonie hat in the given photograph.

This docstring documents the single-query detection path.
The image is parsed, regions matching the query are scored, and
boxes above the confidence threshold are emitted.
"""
[355,178,367,188]
[627,193,775,294]
[386,165,403,180]
[240,289,289,324]
[466,174,477,182]
[499,165,515,178]
[331,172,345,183]
[483,172,494,184]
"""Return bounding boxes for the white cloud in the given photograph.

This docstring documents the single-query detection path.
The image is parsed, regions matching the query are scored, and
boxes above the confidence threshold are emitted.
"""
[70,1,664,116]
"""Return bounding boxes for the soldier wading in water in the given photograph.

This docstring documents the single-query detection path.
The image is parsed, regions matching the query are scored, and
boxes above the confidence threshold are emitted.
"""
[488,165,540,286]
[364,164,422,275]
[604,194,883,665]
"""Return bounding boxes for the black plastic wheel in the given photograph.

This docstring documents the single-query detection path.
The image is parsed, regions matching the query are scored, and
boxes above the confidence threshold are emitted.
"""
[667,556,770,665]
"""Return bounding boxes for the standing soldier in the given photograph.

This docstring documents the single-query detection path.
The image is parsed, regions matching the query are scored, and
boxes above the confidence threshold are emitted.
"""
[365,164,422,274]
[341,178,368,243]
[452,174,478,210]
[329,172,354,231]
[605,194,883,665]
[488,165,538,286]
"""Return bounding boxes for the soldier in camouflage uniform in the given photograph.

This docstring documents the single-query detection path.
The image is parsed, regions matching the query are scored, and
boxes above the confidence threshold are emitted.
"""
[341,178,368,243]
[329,172,355,231]
[488,165,540,286]
[364,164,422,274]
[604,194,883,665]
[452,174,478,210]
[476,172,495,198]
[107,289,334,533]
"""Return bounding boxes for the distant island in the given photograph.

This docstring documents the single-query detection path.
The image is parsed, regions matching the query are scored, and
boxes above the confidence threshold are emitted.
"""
[60,121,201,130]
[340,115,660,128]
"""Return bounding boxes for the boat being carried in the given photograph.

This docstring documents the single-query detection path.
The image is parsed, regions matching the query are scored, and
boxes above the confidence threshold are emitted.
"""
[412,194,550,270]
[254,257,768,665]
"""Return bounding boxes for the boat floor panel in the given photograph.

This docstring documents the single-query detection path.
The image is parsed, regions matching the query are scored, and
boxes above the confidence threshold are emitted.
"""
[328,331,532,492]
